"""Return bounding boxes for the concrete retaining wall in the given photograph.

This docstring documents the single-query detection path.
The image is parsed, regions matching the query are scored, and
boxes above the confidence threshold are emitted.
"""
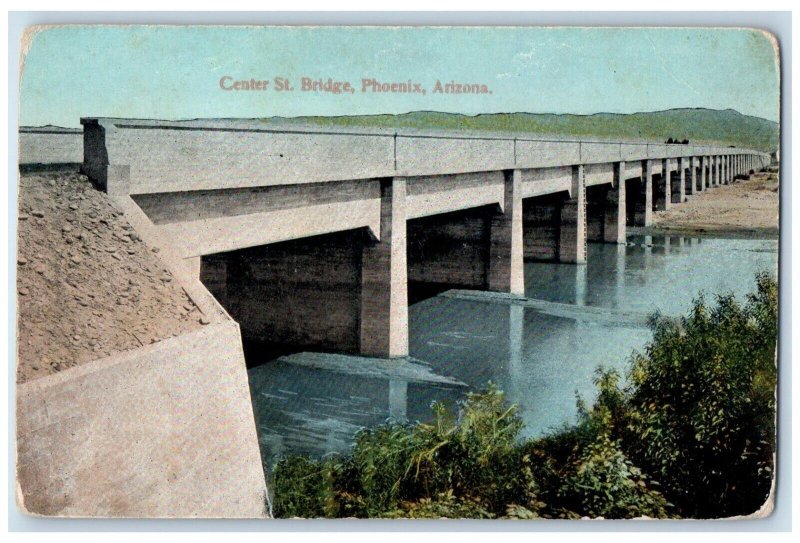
[19,127,83,167]
[16,321,268,518]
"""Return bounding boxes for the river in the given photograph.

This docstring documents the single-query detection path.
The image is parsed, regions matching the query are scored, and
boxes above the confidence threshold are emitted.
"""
[247,234,778,468]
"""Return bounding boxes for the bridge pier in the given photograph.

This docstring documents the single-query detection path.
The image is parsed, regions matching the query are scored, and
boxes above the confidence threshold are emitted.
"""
[360,178,409,358]
[586,161,626,244]
[728,155,733,183]
[698,156,706,192]
[672,158,685,203]
[653,159,670,211]
[710,156,716,186]
[603,161,627,243]
[488,170,524,295]
[685,157,695,196]
[709,156,715,187]
[632,160,653,226]
[559,165,587,264]
[724,155,729,184]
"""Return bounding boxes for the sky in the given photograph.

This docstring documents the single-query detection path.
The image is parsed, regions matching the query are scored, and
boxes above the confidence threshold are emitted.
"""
[19,26,780,127]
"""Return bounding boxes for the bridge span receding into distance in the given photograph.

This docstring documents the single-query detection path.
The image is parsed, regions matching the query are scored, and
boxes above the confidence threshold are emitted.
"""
[76,117,769,360]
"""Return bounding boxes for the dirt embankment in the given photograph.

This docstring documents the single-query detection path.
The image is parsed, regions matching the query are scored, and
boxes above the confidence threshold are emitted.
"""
[16,172,205,384]
[646,170,780,238]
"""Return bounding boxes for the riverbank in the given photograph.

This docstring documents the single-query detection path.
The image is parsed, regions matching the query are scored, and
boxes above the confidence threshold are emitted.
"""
[633,169,779,239]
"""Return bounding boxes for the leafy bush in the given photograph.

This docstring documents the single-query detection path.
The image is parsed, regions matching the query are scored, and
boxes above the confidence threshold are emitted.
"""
[521,371,673,520]
[612,272,778,517]
[271,273,777,519]
[272,455,332,518]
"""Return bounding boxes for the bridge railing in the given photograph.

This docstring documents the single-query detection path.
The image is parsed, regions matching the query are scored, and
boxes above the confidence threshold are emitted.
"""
[79,118,770,195]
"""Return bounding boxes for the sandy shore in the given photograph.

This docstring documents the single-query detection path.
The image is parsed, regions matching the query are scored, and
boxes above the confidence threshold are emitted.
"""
[634,169,779,239]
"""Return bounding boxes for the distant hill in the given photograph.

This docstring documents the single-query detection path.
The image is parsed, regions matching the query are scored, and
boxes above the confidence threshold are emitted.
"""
[266,108,778,152]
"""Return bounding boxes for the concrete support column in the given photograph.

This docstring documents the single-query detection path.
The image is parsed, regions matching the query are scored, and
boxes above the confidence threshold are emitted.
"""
[360,177,408,358]
[559,164,587,264]
[698,156,706,192]
[725,156,730,183]
[708,156,714,186]
[656,158,671,211]
[725,155,730,184]
[708,156,717,188]
[674,158,686,203]
[488,169,524,296]
[709,156,715,186]
[687,157,696,195]
[603,161,626,244]
[715,156,722,186]
[634,159,654,226]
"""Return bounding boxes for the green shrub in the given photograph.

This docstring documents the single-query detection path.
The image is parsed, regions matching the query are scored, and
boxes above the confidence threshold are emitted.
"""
[556,433,672,519]
[521,372,672,520]
[271,456,332,518]
[615,272,777,517]
[271,274,777,519]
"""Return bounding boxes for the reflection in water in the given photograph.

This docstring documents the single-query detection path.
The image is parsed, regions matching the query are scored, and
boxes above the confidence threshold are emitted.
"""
[249,236,778,468]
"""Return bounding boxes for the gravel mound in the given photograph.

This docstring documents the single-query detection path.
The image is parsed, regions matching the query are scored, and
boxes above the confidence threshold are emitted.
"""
[16,172,204,384]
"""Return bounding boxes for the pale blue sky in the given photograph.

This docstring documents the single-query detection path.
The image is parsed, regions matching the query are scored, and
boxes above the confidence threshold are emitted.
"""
[20,26,780,127]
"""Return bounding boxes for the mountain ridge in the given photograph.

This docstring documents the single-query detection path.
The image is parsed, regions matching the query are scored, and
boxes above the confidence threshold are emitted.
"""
[265,108,778,152]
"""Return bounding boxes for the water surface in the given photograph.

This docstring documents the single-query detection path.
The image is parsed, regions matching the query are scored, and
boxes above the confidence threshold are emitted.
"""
[249,235,778,467]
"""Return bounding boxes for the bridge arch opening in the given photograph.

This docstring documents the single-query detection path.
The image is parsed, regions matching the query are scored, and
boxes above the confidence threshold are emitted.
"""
[200,228,369,365]
[406,204,498,304]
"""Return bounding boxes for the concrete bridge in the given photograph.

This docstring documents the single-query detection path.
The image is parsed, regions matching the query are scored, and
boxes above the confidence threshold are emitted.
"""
[79,117,769,360]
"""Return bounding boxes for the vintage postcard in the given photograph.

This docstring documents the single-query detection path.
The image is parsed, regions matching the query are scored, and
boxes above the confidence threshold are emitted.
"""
[14,24,780,520]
